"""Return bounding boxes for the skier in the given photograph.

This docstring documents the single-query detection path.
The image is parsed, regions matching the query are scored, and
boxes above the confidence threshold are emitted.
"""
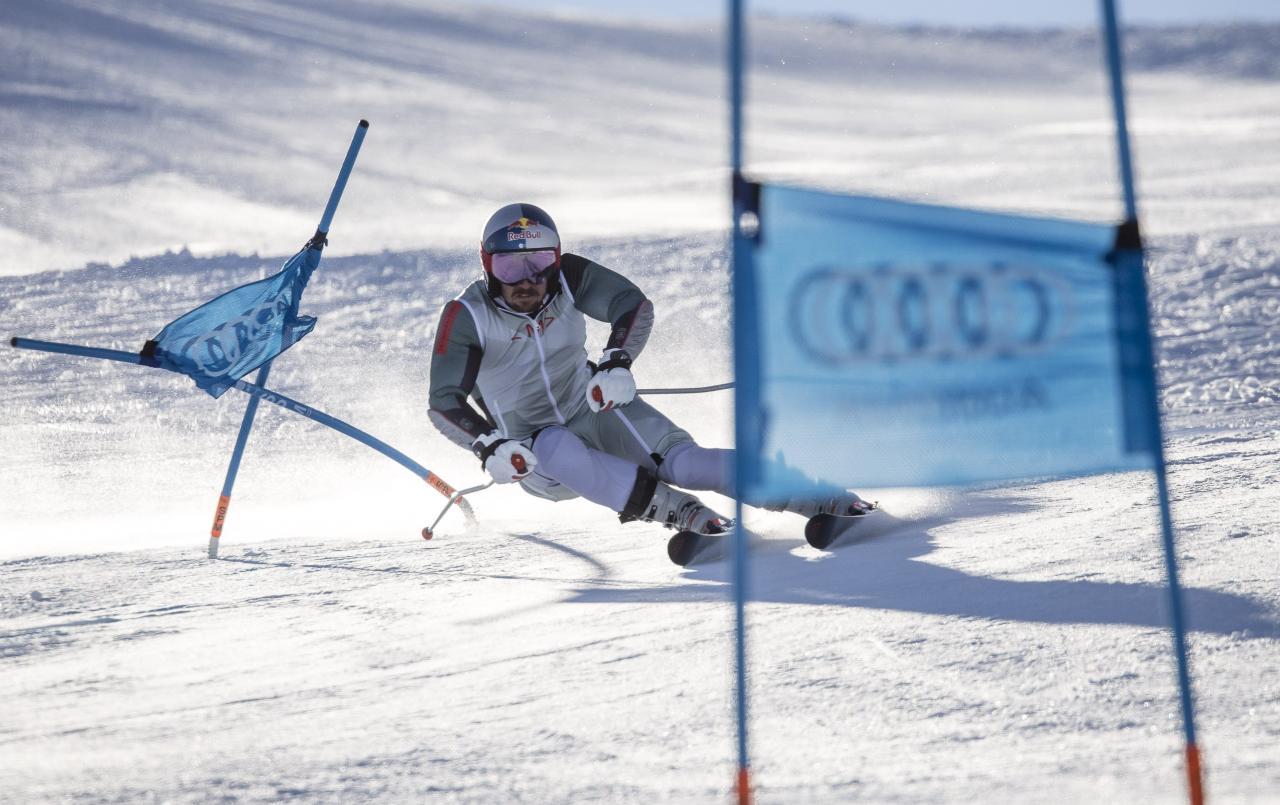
[427,203,871,549]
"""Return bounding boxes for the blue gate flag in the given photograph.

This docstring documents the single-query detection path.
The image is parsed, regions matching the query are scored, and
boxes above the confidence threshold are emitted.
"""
[141,244,321,398]
[738,184,1158,495]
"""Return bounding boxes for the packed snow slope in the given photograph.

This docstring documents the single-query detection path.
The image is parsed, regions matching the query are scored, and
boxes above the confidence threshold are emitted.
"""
[3,2,1280,803]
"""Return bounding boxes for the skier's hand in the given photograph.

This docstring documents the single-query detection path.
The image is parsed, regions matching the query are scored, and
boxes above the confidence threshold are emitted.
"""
[587,349,636,412]
[473,433,537,484]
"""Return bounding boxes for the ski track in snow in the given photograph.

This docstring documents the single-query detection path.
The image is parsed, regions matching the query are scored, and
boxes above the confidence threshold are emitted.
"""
[2,3,1280,803]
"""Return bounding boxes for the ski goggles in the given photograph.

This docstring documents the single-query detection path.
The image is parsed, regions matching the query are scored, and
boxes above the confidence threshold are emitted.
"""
[490,249,559,285]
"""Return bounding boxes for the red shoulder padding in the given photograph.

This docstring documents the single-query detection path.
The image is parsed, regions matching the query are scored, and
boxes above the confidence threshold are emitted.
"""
[434,301,463,356]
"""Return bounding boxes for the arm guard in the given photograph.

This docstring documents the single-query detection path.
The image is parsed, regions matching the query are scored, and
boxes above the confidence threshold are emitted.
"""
[428,300,494,449]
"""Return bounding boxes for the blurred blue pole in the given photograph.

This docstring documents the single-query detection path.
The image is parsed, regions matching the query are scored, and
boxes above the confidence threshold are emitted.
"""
[728,1,753,803]
[1100,3,1138,222]
[208,119,369,558]
[1100,4,1203,803]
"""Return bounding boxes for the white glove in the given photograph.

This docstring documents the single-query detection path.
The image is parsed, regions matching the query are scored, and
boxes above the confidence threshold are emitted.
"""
[473,433,537,484]
[587,349,636,412]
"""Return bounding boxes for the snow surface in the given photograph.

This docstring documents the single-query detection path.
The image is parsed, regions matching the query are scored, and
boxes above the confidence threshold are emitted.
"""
[2,2,1279,803]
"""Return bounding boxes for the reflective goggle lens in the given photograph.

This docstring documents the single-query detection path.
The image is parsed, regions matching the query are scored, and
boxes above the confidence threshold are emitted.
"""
[490,250,558,284]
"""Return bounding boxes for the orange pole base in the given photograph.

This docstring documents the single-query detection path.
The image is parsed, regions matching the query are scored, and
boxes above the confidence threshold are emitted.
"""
[208,494,230,558]
[736,767,751,805]
[1186,744,1205,805]
[211,494,230,538]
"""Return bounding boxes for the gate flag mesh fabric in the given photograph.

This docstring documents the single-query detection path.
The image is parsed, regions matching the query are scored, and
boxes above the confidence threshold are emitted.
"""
[142,244,322,398]
[739,184,1158,495]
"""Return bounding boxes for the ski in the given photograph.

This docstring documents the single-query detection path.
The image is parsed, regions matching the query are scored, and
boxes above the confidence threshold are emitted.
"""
[667,529,730,566]
[804,510,875,550]
[671,501,879,563]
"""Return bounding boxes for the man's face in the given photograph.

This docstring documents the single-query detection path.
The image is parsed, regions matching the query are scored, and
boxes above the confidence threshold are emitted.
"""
[499,274,548,313]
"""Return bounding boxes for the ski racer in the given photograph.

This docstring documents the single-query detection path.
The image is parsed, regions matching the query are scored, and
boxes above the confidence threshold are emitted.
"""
[427,203,871,540]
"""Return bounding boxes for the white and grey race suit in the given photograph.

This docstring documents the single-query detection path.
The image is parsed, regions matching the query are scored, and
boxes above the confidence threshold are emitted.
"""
[428,254,731,511]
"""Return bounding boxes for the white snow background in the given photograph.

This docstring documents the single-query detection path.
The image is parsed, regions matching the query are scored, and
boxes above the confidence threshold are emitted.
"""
[2,1,1279,802]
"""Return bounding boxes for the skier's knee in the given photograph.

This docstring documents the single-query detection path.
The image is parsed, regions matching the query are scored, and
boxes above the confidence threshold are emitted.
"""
[531,425,585,476]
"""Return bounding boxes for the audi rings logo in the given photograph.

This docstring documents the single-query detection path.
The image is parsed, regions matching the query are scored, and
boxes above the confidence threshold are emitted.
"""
[186,298,290,377]
[786,263,1075,365]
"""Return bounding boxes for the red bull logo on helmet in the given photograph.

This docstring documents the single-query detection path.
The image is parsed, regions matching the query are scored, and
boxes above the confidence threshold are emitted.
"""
[506,217,545,243]
[483,205,560,256]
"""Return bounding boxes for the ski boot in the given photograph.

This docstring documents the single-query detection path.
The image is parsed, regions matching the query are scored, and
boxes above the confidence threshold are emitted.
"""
[643,481,731,535]
[772,491,876,520]
[764,491,877,549]
[619,470,732,566]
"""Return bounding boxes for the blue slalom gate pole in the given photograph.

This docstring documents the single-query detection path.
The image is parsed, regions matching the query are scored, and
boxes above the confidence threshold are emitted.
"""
[8,338,141,364]
[207,119,369,558]
[9,336,476,524]
[1099,3,1204,803]
[1101,2,1139,224]
[228,377,464,501]
[727,1,753,803]
[317,121,368,236]
[209,363,269,556]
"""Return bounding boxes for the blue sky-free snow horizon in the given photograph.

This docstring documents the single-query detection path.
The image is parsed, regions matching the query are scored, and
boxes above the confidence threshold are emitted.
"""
[1,2,1278,803]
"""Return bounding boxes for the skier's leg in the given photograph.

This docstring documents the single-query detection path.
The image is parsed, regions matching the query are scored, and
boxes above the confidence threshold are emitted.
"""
[526,425,641,511]
[658,441,870,515]
[658,441,732,492]
[583,397,733,495]
[582,397,866,519]
[586,397,726,488]
[584,397,690,468]
[529,425,729,534]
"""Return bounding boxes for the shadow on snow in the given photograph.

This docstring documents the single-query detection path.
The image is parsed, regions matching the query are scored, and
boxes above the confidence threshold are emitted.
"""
[565,492,1279,639]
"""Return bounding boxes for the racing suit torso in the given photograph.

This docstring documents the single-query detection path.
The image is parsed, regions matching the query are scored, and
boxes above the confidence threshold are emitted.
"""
[428,253,654,448]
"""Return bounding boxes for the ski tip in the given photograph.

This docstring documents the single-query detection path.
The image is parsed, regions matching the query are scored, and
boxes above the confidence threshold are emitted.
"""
[667,531,700,566]
[358,119,370,128]
[8,337,16,347]
[804,513,839,550]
